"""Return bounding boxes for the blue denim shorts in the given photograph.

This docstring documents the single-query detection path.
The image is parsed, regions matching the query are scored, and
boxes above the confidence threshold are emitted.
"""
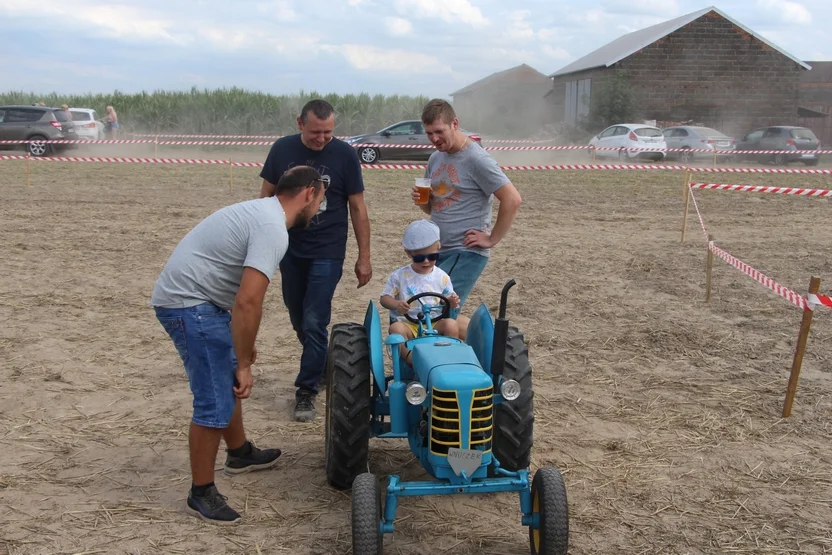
[438,250,489,316]
[155,302,238,428]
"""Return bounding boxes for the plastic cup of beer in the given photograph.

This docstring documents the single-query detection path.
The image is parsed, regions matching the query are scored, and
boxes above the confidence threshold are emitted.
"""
[415,178,431,205]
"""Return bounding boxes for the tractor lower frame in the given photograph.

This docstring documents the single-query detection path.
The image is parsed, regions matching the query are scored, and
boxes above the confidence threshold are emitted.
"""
[379,468,536,535]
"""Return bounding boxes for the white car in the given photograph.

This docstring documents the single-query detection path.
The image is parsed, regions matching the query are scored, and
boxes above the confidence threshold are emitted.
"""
[69,108,105,140]
[589,123,667,161]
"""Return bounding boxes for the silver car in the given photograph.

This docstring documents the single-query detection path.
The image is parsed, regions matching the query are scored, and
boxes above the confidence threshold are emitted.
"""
[661,126,734,162]
[343,120,482,164]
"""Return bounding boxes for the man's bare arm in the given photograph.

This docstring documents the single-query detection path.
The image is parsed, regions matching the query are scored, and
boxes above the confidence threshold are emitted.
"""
[231,267,269,369]
[487,182,522,246]
[259,179,276,198]
[349,192,373,288]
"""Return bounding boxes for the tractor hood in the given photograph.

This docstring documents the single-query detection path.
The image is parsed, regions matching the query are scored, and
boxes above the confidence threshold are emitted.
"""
[411,343,491,391]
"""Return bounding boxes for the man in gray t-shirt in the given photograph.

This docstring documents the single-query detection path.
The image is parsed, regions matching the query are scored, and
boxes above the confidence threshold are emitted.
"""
[412,99,523,338]
[151,166,326,525]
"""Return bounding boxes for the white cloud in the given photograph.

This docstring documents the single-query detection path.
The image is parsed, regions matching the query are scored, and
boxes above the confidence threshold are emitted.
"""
[541,45,571,60]
[757,0,812,24]
[600,0,679,18]
[394,0,488,28]
[255,0,299,21]
[197,25,322,55]
[505,10,535,41]
[348,0,365,4]
[0,0,183,43]
[329,44,452,73]
[385,17,413,36]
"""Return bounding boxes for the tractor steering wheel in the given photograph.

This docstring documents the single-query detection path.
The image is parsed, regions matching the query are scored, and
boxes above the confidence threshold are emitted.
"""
[404,292,451,325]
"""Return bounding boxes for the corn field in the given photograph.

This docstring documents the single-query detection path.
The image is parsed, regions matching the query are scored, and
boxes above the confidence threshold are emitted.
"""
[0,87,432,136]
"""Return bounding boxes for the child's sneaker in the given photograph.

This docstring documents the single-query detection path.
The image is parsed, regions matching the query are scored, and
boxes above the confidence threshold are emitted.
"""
[185,484,241,525]
[224,441,282,475]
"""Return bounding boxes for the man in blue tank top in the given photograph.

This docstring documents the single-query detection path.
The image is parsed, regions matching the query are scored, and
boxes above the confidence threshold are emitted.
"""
[259,99,372,422]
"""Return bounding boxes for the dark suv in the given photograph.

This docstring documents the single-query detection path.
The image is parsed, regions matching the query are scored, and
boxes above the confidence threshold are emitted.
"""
[734,126,821,166]
[0,105,78,156]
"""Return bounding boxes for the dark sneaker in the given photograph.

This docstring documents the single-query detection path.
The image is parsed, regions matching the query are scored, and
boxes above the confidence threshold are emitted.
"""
[224,441,282,476]
[185,485,241,525]
[294,390,317,422]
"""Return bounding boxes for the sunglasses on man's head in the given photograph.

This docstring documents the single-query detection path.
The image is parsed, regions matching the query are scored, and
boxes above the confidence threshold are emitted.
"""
[312,178,329,190]
[412,253,439,263]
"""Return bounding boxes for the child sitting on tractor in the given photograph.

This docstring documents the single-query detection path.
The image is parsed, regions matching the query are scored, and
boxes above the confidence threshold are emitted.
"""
[380,220,460,365]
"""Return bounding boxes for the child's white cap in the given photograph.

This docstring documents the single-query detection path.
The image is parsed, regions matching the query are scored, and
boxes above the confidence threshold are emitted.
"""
[402,219,440,251]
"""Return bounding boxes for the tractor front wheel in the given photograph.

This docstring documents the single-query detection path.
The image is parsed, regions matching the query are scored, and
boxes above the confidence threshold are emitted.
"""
[351,473,383,555]
[325,323,372,490]
[529,466,569,555]
[492,326,534,471]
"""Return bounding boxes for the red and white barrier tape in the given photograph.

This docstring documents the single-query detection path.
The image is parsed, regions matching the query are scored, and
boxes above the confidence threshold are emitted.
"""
[0,139,156,145]
[129,133,556,143]
[691,184,832,197]
[708,242,807,310]
[687,185,709,241]
[0,154,229,165]
[2,137,830,156]
[692,167,832,175]
[807,293,832,310]
[3,156,832,175]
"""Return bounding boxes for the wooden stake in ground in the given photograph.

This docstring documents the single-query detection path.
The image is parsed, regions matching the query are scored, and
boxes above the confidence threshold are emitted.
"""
[680,171,691,242]
[154,136,158,158]
[26,153,31,188]
[229,158,233,191]
[705,235,714,303]
[782,276,821,417]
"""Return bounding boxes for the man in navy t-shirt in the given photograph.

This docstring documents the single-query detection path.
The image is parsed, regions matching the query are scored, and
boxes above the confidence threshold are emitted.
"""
[259,99,372,422]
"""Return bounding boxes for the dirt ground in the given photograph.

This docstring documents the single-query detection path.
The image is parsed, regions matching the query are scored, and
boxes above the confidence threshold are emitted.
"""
[0,155,830,555]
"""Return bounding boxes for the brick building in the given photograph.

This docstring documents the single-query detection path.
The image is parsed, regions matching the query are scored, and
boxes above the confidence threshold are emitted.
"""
[798,61,832,145]
[451,64,552,138]
[546,6,810,138]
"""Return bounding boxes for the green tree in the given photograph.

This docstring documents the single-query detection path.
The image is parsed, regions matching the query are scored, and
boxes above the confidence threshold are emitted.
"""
[583,70,639,133]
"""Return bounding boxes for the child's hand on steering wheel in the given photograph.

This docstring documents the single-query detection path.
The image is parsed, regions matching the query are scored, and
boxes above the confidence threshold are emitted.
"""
[395,300,412,315]
[448,293,460,308]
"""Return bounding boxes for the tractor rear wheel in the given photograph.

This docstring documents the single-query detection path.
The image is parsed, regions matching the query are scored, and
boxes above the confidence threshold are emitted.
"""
[325,322,372,490]
[492,326,534,471]
[529,466,569,555]
[351,472,383,555]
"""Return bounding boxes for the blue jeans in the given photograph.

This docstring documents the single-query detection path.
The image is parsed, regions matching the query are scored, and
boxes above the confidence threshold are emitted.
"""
[154,302,238,429]
[438,250,489,316]
[280,252,344,394]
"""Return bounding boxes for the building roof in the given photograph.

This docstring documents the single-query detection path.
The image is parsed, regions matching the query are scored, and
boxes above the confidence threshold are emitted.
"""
[801,61,832,83]
[549,6,811,78]
[451,64,550,96]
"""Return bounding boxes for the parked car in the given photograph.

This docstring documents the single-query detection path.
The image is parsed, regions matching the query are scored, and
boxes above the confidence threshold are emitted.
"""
[588,124,666,161]
[69,108,105,140]
[661,126,734,162]
[734,126,821,166]
[343,120,482,163]
[0,105,78,156]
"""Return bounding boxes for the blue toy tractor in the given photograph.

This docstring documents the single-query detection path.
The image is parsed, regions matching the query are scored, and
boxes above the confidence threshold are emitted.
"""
[324,280,569,554]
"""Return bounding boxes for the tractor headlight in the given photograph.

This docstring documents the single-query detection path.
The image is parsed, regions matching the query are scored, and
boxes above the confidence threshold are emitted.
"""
[500,379,521,401]
[405,382,427,405]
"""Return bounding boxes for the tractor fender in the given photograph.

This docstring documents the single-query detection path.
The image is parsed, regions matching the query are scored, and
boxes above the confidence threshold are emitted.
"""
[363,301,387,395]
[465,303,495,374]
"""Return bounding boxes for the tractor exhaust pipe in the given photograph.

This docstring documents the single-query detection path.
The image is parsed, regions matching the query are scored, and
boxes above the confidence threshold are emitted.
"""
[490,279,516,382]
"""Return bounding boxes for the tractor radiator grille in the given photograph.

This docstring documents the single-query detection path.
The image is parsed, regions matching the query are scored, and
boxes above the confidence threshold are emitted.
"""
[470,387,493,452]
[430,388,460,455]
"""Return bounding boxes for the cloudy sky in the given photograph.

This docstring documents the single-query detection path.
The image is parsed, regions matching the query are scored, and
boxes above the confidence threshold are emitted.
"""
[1,0,828,98]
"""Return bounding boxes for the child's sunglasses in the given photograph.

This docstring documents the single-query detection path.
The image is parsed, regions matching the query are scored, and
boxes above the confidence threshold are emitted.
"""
[412,253,440,263]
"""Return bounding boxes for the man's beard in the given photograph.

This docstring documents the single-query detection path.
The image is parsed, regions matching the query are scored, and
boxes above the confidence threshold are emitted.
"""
[290,205,315,229]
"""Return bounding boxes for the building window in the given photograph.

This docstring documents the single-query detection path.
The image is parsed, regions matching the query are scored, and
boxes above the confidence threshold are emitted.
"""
[564,78,591,126]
